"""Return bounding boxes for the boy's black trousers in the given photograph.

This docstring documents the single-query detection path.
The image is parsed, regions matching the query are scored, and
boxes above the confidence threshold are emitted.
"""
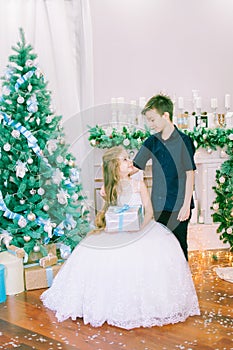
[154,210,192,261]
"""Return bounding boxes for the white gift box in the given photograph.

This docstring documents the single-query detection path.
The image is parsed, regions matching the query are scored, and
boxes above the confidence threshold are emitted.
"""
[0,251,24,295]
[105,205,143,232]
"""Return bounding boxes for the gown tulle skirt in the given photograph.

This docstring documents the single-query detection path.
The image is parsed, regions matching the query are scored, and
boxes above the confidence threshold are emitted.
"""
[41,221,200,329]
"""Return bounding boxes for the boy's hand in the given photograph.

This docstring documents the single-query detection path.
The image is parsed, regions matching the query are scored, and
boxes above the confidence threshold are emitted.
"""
[177,205,190,222]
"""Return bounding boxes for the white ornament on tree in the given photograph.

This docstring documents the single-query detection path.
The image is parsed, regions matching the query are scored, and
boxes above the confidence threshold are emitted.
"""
[57,189,70,205]
[16,160,28,178]
[33,245,40,252]
[26,59,34,67]
[52,168,64,185]
[44,221,53,238]
[30,189,36,195]
[11,130,20,138]
[18,217,27,228]
[37,188,45,195]
[72,193,79,201]
[23,235,31,242]
[43,204,49,211]
[46,116,52,123]
[3,143,11,151]
[27,158,33,164]
[47,139,58,155]
[56,155,64,164]
[17,96,24,104]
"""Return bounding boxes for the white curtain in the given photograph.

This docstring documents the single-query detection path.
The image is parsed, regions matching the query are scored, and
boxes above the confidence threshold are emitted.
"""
[0,0,94,121]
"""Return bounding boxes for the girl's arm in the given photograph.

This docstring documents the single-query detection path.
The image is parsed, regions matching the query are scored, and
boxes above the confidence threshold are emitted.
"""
[139,180,153,228]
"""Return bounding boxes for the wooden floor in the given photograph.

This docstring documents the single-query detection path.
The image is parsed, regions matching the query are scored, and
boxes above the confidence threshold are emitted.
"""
[0,249,233,350]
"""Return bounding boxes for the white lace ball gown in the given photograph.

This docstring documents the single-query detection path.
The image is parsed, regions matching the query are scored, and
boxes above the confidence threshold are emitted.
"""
[41,180,200,329]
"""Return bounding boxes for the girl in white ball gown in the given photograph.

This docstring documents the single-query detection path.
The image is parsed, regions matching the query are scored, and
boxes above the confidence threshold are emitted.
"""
[41,146,200,329]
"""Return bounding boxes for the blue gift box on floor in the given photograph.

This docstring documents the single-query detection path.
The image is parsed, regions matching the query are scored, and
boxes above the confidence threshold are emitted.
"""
[0,264,6,303]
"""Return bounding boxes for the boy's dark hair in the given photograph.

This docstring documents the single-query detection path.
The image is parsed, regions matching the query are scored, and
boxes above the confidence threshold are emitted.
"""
[141,94,173,121]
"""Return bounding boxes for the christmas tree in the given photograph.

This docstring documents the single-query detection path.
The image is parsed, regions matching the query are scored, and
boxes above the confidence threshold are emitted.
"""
[212,143,233,250]
[0,29,90,260]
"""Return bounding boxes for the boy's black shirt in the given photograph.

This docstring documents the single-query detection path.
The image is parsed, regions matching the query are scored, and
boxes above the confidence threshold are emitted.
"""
[133,126,196,212]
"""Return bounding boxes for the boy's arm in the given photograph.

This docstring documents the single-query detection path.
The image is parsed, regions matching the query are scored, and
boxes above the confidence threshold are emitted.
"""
[177,170,194,222]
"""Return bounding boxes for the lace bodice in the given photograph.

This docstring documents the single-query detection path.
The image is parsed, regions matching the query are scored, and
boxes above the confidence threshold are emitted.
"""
[117,179,142,207]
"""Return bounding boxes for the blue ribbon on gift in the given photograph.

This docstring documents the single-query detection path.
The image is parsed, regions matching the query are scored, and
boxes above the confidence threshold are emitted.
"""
[113,204,143,231]
[114,204,130,231]
[114,204,130,213]
[45,267,54,287]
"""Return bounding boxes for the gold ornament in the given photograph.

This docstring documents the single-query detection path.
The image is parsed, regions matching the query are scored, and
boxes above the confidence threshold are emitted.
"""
[27,212,36,221]
[68,160,75,167]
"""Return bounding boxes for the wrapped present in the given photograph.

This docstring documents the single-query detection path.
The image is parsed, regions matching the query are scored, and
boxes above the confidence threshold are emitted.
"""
[39,253,58,268]
[7,245,25,259]
[0,251,24,295]
[45,243,57,256]
[105,204,143,232]
[24,262,63,290]
[0,264,6,303]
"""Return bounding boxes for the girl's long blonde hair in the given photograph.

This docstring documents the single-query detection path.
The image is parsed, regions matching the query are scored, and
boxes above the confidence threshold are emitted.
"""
[95,146,124,229]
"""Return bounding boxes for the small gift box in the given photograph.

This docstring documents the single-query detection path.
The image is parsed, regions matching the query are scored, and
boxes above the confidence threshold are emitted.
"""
[45,243,57,256]
[39,253,58,268]
[24,262,63,290]
[105,205,143,232]
[7,245,25,259]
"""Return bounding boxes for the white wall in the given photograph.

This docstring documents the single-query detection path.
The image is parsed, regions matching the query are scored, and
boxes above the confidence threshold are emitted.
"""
[90,0,233,113]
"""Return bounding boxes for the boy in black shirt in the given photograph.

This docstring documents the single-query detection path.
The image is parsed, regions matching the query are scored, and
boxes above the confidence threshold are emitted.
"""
[133,94,196,260]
